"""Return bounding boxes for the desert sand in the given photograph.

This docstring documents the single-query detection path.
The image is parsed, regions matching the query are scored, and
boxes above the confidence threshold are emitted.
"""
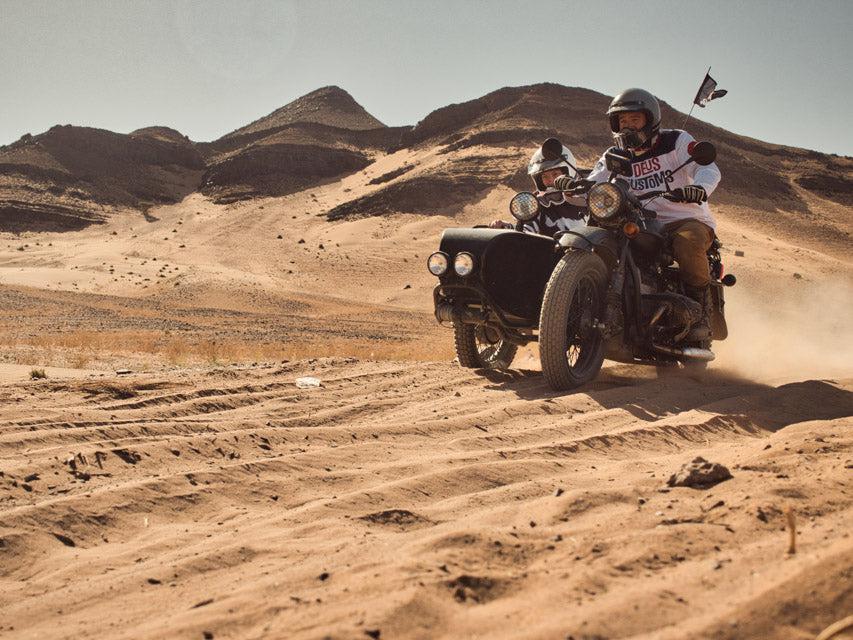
[1,85,852,639]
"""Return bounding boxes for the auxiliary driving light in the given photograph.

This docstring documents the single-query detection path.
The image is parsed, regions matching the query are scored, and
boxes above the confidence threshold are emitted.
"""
[427,252,449,276]
[453,252,475,277]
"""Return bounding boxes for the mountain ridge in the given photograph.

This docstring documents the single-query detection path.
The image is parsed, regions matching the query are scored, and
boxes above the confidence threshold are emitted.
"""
[1,83,850,231]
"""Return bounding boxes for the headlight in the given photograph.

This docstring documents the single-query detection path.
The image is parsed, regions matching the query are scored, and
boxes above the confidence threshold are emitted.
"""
[587,182,624,221]
[427,251,449,276]
[509,191,539,222]
[453,252,475,277]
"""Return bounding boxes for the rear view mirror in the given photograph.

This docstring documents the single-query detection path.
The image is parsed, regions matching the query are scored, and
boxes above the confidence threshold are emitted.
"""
[689,141,717,166]
[541,137,564,161]
[604,147,634,176]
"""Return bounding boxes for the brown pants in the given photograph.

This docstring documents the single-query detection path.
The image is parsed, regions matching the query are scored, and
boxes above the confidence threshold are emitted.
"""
[665,219,714,288]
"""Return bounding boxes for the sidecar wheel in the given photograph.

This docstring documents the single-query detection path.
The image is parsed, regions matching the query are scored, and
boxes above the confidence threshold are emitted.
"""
[453,322,517,370]
[539,251,607,390]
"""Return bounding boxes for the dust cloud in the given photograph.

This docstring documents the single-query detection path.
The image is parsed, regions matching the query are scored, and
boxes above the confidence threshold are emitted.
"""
[715,277,853,382]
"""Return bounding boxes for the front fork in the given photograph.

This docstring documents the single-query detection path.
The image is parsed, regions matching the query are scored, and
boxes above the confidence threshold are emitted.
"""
[600,240,638,341]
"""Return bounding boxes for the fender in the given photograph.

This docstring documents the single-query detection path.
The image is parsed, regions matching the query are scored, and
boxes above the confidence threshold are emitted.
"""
[557,226,619,270]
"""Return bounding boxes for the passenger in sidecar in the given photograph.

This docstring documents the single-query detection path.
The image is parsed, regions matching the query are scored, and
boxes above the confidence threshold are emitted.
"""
[489,138,588,237]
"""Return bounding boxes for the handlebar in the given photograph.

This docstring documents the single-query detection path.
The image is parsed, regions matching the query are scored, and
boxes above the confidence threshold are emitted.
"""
[555,186,592,196]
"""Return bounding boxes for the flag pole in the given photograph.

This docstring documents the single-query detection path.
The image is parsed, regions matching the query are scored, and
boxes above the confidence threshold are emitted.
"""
[681,66,711,130]
[680,102,697,131]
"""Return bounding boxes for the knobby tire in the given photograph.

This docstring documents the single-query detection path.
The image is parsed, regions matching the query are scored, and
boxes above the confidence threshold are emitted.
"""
[539,251,608,390]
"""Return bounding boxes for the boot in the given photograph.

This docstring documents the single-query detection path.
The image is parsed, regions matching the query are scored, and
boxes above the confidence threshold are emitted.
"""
[684,285,712,342]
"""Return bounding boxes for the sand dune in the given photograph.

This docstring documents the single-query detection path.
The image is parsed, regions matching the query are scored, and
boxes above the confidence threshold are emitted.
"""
[1,84,852,639]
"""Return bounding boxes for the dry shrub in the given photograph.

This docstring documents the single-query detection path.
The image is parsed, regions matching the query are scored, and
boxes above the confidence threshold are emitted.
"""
[163,338,192,365]
[70,350,92,369]
[0,329,455,368]
[26,331,163,354]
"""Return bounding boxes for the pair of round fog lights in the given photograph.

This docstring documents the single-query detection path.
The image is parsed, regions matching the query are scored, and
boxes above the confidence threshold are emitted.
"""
[428,252,475,277]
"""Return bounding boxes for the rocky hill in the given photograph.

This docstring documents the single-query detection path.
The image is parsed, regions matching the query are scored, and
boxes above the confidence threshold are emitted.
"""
[199,123,407,205]
[328,84,612,221]
[199,86,406,204]
[1,83,849,236]
[0,125,204,231]
[221,86,387,140]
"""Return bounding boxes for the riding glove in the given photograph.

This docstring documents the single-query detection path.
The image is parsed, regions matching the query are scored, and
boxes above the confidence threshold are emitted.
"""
[553,176,594,192]
[665,185,707,204]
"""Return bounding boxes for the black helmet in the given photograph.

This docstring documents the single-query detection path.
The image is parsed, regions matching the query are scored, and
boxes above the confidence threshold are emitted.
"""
[606,88,661,150]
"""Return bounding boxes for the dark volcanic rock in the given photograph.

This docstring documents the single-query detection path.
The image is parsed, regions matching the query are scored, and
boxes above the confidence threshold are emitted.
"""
[112,448,142,465]
[201,143,370,204]
[359,509,431,527]
[52,532,76,547]
[795,172,853,203]
[446,574,504,604]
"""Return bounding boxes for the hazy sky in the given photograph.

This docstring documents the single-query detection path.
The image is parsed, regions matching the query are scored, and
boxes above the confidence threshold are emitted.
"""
[1,0,851,155]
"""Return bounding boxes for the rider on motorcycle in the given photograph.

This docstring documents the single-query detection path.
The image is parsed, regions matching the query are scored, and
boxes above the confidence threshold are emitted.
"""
[490,138,588,237]
[556,88,722,340]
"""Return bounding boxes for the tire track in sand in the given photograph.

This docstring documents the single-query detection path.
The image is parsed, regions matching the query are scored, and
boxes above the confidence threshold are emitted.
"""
[1,358,851,640]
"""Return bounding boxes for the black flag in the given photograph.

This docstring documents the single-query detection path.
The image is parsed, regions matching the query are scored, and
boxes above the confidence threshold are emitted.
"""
[693,72,726,108]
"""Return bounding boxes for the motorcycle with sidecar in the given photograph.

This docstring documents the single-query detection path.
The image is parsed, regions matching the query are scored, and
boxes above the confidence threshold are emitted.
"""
[427,141,735,390]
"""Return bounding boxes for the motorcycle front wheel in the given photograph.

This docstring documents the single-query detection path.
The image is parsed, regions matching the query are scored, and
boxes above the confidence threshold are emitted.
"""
[539,251,607,390]
[453,322,517,370]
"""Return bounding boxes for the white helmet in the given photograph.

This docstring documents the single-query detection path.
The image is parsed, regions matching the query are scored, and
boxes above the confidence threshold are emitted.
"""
[528,137,578,191]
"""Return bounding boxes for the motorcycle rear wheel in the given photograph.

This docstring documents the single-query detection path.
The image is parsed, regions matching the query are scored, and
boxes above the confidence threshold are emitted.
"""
[453,322,517,370]
[539,251,607,390]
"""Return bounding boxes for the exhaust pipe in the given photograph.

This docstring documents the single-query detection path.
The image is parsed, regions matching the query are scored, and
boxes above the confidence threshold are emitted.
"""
[436,302,487,325]
[652,343,715,362]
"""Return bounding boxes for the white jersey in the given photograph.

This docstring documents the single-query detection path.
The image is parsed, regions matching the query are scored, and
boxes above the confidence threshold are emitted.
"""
[586,129,721,230]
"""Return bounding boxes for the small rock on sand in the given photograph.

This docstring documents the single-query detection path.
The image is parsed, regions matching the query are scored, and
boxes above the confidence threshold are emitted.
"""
[667,457,732,489]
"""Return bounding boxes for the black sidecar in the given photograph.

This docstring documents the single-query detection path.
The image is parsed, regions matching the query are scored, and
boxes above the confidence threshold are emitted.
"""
[430,228,558,368]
